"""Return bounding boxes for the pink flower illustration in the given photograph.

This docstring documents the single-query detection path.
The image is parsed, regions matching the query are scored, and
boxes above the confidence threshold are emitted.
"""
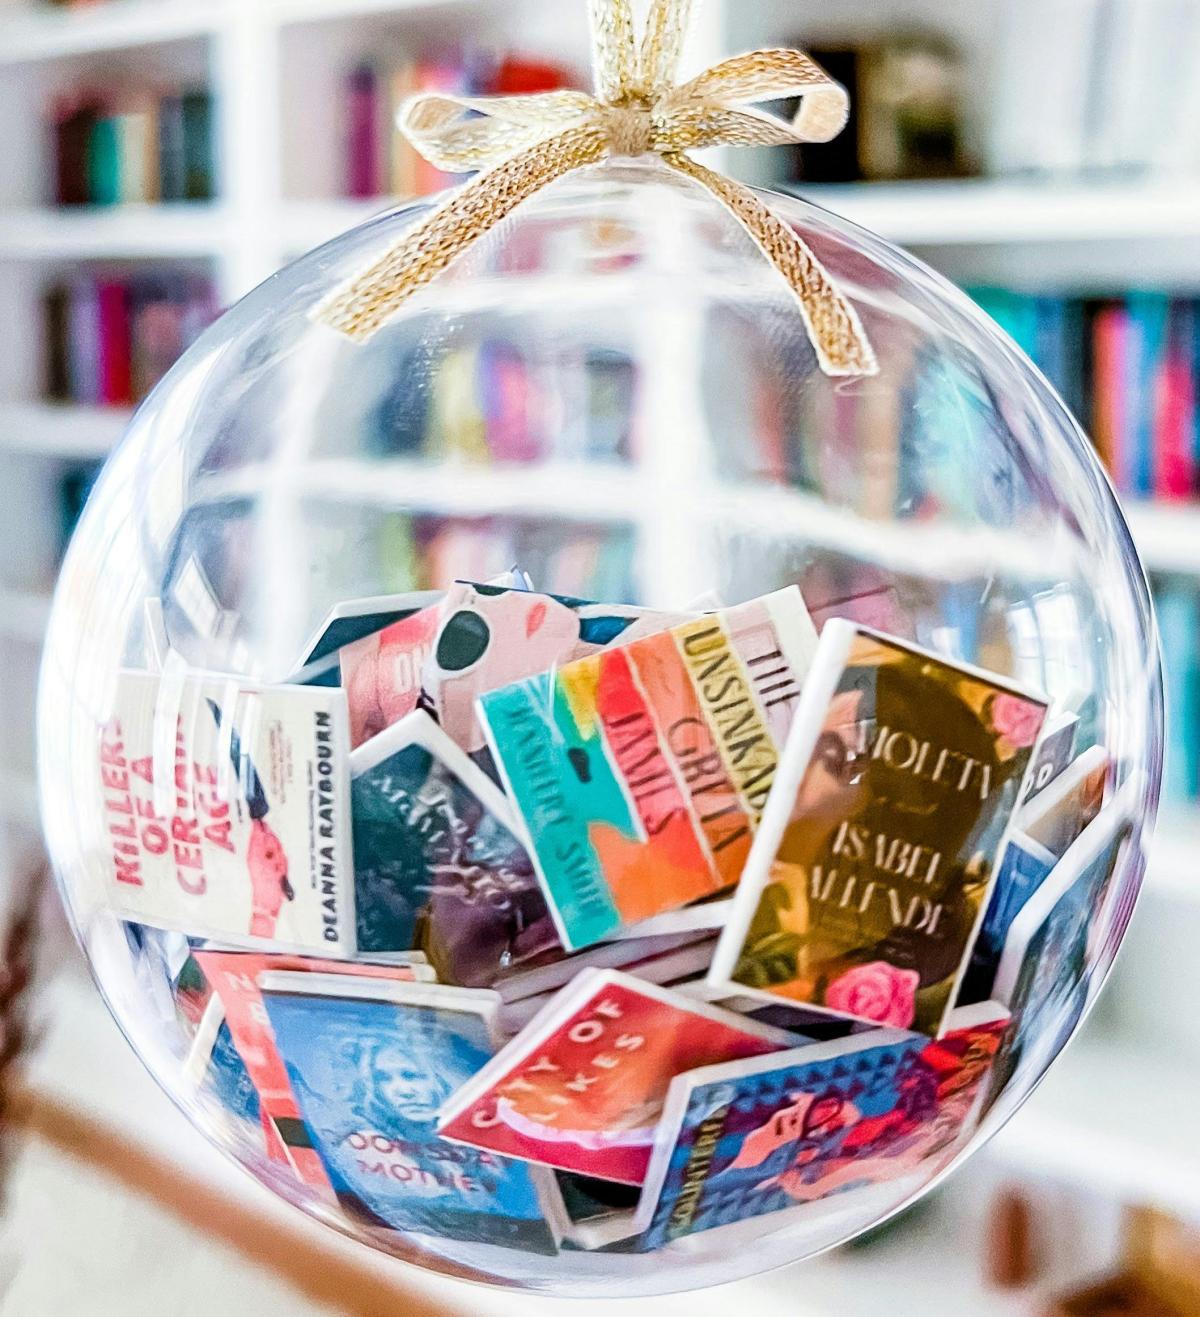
[826,962,918,1027]
[990,694,1042,749]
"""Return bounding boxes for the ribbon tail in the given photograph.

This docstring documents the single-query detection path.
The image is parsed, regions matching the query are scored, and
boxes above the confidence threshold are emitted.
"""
[315,123,609,342]
[664,153,878,378]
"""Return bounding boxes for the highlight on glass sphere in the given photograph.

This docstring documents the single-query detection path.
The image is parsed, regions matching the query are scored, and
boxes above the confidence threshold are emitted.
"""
[38,152,1161,1296]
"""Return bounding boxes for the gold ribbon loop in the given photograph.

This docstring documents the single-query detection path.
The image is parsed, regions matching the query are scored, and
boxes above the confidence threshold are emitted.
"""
[669,49,849,142]
[589,0,639,103]
[315,0,878,378]
[397,90,595,172]
[639,0,693,94]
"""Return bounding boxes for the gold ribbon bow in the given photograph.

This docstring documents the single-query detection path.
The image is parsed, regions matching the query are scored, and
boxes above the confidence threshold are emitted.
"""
[316,0,877,377]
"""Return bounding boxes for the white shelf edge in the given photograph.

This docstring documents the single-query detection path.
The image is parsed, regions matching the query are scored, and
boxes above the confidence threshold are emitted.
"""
[198,456,643,525]
[0,401,129,460]
[1123,500,1200,576]
[0,204,232,259]
[789,178,1200,246]
[0,0,227,66]
[270,0,477,25]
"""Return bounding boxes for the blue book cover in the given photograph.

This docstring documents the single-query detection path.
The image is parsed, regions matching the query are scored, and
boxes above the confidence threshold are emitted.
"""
[1156,583,1200,803]
[957,837,1055,1005]
[636,1003,1007,1251]
[260,974,559,1253]
[1126,292,1170,497]
[992,785,1136,1098]
[208,1020,263,1126]
[1034,296,1066,390]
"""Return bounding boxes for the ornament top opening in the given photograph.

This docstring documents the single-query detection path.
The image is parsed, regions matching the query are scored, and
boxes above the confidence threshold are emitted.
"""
[39,158,1161,1297]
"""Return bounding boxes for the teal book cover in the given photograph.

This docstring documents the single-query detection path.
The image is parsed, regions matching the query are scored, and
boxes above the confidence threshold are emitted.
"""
[87,116,121,206]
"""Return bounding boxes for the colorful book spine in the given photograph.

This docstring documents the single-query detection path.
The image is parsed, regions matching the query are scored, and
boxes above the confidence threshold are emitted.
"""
[344,64,382,199]
[96,280,132,405]
[158,94,187,202]
[1127,292,1170,498]
[1158,582,1200,804]
[52,97,97,206]
[181,91,215,201]
[1092,303,1127,484]
[87,115,121,206]
[1156,301,1197,501]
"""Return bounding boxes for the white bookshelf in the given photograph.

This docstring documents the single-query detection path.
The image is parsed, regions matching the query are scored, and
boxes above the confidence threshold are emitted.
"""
[2,0,1200,1302]
[792,178,1200,247]
[0,202,233,258]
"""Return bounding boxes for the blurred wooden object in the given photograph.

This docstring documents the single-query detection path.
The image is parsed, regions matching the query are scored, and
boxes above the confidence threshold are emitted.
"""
[984,1183,1038,1289]
[0,854,46,1205]
[1041,1272,1185,1316]
[1124,1205,1200,1315]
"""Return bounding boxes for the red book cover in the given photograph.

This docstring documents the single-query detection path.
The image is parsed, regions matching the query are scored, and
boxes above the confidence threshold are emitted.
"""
[1154,303,1196,501]
[1091,304,1127,483]
[490,55,574,95]
[96,278,133,405]
[437,969,791,1184]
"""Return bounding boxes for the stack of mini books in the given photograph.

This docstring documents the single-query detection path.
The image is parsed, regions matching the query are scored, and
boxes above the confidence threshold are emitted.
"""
[97,569,1136,1254]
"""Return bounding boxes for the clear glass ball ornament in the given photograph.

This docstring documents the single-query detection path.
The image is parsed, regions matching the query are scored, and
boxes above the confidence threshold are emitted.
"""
[38,158,1162,1296]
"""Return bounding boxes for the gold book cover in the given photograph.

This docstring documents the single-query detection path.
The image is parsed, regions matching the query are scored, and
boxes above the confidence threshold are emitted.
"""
[709,620,1049,1035]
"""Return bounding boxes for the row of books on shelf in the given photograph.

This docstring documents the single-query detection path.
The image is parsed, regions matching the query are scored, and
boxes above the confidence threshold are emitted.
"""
[343,49,577,200]
[51,87,215,207]
[169,496,639,615]
[394,515,634,603]
[366,338,635,464]
[971,291,1200,501]
[42,272,216,407]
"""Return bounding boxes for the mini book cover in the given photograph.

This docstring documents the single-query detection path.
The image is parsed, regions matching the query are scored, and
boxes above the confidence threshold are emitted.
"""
[186,998,264,1133]
[437,968,793,1185]
[709,620,1049,1035]
[991,777,1137,1097]
[338,570,531,748]
[1018,744,1108,859]
[637,1001,1008,1251]
[97,670,355,955]
[497,937,717,1035]
[194,950,431,1191]
[341,600,442,749]
[259,972,561,1254]
[291,589,443,681]
[1021,709,1079,801]
[479,587,819,950]
[959,744,1109,1005]
[422,580,691,756]
[350,710,558,985]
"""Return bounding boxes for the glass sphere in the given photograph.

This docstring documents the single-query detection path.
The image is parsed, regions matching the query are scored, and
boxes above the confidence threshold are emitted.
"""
[39,158,1162,1297]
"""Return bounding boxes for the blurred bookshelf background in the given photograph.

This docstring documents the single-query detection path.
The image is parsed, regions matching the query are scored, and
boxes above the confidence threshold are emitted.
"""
[2,0,1200,1313]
